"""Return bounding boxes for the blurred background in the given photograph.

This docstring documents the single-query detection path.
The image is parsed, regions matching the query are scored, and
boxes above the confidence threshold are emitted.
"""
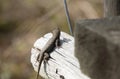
[0,0,103,79]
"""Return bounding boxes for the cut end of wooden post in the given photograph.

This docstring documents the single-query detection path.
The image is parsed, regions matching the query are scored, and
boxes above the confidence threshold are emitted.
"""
[31,31,90,79]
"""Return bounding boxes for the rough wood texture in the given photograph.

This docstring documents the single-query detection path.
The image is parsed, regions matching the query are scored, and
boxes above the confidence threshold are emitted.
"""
[104,0,120,17]
[75,16,120,79]
[31,31,90,79]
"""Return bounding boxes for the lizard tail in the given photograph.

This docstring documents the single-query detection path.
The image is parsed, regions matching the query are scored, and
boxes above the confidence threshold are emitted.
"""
[36,63,40,79]
[36,58,43,79]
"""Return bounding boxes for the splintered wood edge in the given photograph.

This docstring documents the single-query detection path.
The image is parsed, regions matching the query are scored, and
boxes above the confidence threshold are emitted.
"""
[31,31,90,79]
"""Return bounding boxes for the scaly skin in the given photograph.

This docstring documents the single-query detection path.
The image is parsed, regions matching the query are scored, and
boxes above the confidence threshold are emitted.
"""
[36,27,61,79]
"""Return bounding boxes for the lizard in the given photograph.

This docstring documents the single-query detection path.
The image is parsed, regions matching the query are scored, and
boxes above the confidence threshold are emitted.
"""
[36,27,61,79]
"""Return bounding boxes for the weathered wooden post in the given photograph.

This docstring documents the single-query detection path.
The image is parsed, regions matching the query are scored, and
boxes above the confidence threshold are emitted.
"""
[75,0,120,79]
[104,0,120,16]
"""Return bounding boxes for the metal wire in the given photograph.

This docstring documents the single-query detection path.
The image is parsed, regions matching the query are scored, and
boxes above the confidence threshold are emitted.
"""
[63,0,73,36]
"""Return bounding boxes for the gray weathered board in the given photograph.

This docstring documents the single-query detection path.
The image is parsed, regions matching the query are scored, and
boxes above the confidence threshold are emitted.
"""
[75,16,120,79]
[31,31,90,79]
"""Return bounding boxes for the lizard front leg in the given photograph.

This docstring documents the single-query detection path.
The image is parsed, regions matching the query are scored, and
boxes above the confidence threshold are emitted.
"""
[55,39,61,48]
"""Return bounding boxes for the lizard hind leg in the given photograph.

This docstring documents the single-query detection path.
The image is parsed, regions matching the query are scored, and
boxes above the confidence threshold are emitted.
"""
[43,53,51,79]
[44,53,50,65]
[44,52,55,62]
